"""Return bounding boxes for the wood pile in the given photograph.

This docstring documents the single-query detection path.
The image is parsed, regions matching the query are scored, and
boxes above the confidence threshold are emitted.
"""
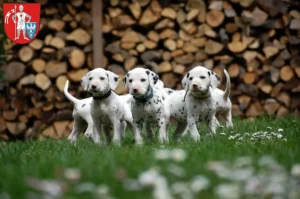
[0,0,300,140]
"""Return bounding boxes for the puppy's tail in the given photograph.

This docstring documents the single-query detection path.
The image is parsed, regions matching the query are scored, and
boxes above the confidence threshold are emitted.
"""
[223,69,231,100]
[64,80,80,104]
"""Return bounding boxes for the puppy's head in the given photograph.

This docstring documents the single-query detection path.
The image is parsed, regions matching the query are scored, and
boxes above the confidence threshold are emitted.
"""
[81,68,120,95]
[181,66,221,95]
[123,68,158,96]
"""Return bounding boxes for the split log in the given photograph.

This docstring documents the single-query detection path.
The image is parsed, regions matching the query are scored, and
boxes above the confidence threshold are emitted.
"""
[157,62,172,73]
[139,8,160,26]
[206,10,224,27]
[67,69,89,82]
[19,46,34,62]
[32,58,46,73]
[129,2,141,20]
[161,7,176,19]
[35,73,51,91]
[204,40,224,55]
[66,28,91,45]
[29,39,44,50]
[56,75,68,92]
[4,62,26,82]
[228,64,240,78]
[49,37,65,49]
[45,61,67,78]
[280,66,295,81]
[6,122,26,135]
[48,19,65,31]
[243,72,257,84]
[69,49,85,68]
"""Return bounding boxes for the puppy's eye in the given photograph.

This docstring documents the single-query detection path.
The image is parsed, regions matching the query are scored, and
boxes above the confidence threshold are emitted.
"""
[189,77,193,81]
[100,77,105,80]
[129,79,133,83]
[89,77,93,81]
[200,76,206,79]
[141,78,146,82]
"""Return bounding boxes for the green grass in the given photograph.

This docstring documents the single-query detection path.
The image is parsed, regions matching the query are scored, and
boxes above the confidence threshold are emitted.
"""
[0,116,300,199]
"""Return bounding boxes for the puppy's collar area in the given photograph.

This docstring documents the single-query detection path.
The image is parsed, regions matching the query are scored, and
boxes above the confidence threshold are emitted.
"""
[93,89,112,100]
[190,87,211,100]
[133,86,154,103]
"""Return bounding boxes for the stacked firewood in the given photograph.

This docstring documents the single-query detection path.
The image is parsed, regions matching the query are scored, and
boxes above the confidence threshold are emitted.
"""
[0,0,300,140]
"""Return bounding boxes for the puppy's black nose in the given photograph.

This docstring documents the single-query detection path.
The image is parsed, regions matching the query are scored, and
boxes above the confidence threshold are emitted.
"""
[92,85,96,89]
[133,88,138,93]
[192,84,198,88]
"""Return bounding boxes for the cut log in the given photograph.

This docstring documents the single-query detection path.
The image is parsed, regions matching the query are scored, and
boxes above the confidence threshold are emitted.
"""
[150,0,162,13]
[251,7,268,26]
[49,37,65,49]
[174,53,194,65]
[3,110,17,121]
[112,53,125,62]
[173,64,186,75]
[18,74,35,89]
[162,73,177,88]
[164,39,177,51]
[129,1,141,20]
[171,49,184,58]
[54,121,70,137]
[4,62,26,82]
[147,31,160,42]
[66,28,91,45]
[45,61,67,78]
[32,58,46,73]
[48,19,65,31]
[19,46,34,62]
[225,23,238,33]
[157,62,172,73]
[144,40,157,49]
[159,28,176,40]
[35,73,51,91]
[45,34,53,46]
[139,8,160,26]
[136,0,150,7]
[162,52,171,61]
[108,7,122,18]
[243,72,257,84]
[277,106,289,117]
[204,40,224,55]
[271,83,283,97]
[67,69,89,82]
[183,42,198,53]
[6,122,26,135]
[121,31,141,43]
[187,9,200,21]
[69,49,85,68]
[161,7,176,19]
[263,46,279,59]
[277,92,291,107]
[246,101,264,117]
[228,41,247,53]
[176,9,186,24]
[206,10,225,27]
[238,95,251,110]
[155,18,175,30]
[29,39,44,50]
[56,75,68,92]
[121,42,136,50]
[227,63,240,78]
[71,0,83,7]
[125,57,137,71]
[280,66,294,81]
[136,43,146,53]
[263,99,280,114]
[194,50,208,61]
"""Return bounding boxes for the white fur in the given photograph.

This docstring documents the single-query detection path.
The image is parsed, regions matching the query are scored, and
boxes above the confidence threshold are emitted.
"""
[123,68,169,144]
[64,80,100,144]
[82,68,133,144]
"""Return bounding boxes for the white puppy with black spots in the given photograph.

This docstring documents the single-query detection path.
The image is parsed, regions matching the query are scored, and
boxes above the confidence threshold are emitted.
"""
[179,66,221,141]
[64,80,100,144]
[123,68,169,144]
[164,69,222,140]
[81,68,133,144]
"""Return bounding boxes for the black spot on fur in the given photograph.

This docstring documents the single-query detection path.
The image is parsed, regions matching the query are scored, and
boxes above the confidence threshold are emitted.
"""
[208,71,211,76]
[146,70,150,75]
[194,105,196,108]
[82,104,86,107]
[187,73,190,78]
[114,77,119,82]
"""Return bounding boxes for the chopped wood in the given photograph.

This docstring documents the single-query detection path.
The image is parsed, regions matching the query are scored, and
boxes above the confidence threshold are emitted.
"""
[160,29,177,40]
[66,28,91,45]
[157,62,172,73]
[147,31,160,42]
[228,64,240,78]
[183,42,198,53]
[176,9,186,24]
[32,58,46,73]
[56,75,67,92]
[121,31,141,43]
[263,99,280,114]
[206,10,225,27]
[49,37,65,49]
[29,39,44,50]
[150,0,162,13]
[139,8,160,26]
[290,19,300,30]
[263,46,279,59]
[129,2,141,20]
[277,92,291,107]
[162,52,171,61]
[125,57,137,71]
[239,0,254,7]
[173,64,186,75]
[3,111,17,121]
[108,7,122,18]
[164,39,177,51]
[186,9,199,21]
[19,46,34,62]
[251,7,268,26]
[144,40,157,49]
[67,69,89,82]
[161,7,176,19]
[18,74,35,89]
[246,101,264,117]
[69,49,85,68]
[243,72,257,84]
[4,62,26,82]
[277,106,289,117]
[204,40,224,55]
[162,73,177,88]
[121,42,136,50]
[35,73,51,91]
[174,53,194,65]
[6,122,26,135]
[238,95,251,110]
[137,0,150,7]
[280,66,295,81]
[136,43,146,53]
[194,50,208,61]
[155,18,175,30]
[48,19,65,31]
[53,121,69,137]
[45,61,67,78]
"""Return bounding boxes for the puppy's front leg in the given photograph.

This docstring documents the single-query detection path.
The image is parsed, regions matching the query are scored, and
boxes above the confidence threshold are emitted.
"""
[132,119,143,145]
[208,114,217,135]
[112,119,122,144]
[187,114,200,141]
[157,117,169,143]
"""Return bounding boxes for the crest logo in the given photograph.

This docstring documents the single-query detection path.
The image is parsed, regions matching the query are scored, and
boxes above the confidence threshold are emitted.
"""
[3,3,40,44]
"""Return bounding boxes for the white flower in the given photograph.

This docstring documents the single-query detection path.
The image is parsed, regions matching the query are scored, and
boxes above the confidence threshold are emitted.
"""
[64,168,81,181]
[96,184,110,197]
[220,132,226,136]
[291,164,300,177]
[277,134,283,139]
[123,179,142,191]
[234,156,252,167]
[258,156,277,167]
[190,175,210,193]
[215,183,241,199]
[154,149,170,160]
[267,126,272,130]
[139,169,160,186]
[74,182,96,193]
[278,128,283,132]
[153,176,172,199]
[228,135,235,140]
[244,177,263,195]
[170,182,189,195]
[171,148,187,162]
[167,164,185,177]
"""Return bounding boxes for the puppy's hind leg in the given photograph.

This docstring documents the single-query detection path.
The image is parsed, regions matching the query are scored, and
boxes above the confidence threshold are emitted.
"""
[225,109,233,128]
[173,122,187,141]
[146,123,154,140]
[68,118,86,143]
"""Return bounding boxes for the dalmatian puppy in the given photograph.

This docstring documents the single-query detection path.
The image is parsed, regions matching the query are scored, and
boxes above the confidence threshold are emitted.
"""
[123,68,169,144]
[64,80,100,144]
[81,68,133,144]
[163,69,222,140]
[212,69,232,128]
[180,66,222,141]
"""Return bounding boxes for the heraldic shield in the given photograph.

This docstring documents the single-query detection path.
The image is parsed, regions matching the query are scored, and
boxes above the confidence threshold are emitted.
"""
[3,3,40,44]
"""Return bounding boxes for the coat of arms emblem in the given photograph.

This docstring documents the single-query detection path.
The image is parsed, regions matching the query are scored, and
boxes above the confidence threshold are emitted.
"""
[3,3,40,44]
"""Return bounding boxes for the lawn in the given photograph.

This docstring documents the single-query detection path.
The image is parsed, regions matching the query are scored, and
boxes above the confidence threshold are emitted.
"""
[0,116,300,199]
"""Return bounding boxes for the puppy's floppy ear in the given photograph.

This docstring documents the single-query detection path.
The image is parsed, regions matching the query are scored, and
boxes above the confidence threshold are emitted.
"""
[81,72,90,91]
[146,69,159,87]
[209,70,221,89]
[122,73,129,89]
[181,72,190,91]
[154,80,164,90]
[106,70,120,90]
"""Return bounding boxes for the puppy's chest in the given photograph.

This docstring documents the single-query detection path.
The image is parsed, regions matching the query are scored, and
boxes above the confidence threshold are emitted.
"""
[133,96,163,115]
